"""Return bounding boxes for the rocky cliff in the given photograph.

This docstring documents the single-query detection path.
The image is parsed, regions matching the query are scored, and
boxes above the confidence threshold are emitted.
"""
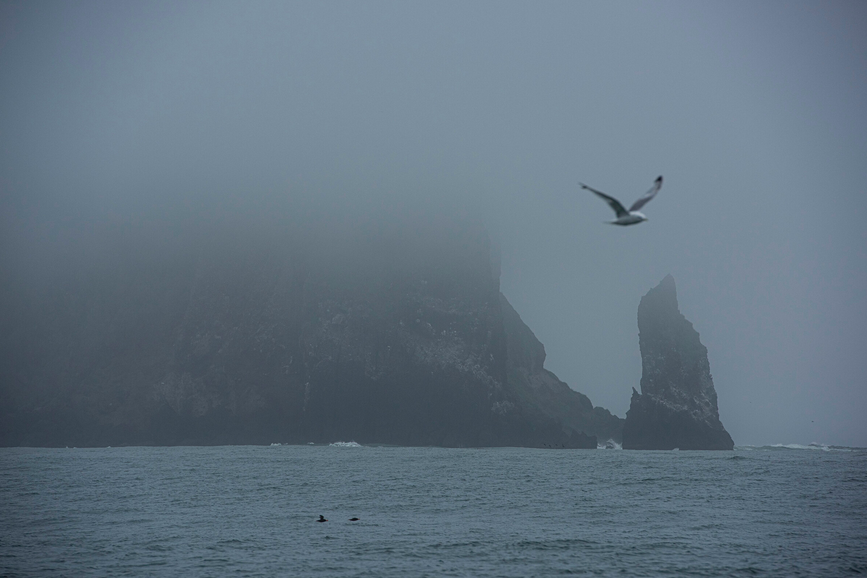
[500,296,623,444]
[622,275,734,450]
[0,207,615,448]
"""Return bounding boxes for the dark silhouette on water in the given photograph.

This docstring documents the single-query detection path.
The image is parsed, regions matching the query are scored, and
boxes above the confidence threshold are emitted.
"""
[349,517,360,521]
[317,515,327,522]
[622,274,734,450]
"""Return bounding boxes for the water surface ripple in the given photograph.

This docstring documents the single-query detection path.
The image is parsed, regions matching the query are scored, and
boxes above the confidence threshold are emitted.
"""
[1,445,865,576]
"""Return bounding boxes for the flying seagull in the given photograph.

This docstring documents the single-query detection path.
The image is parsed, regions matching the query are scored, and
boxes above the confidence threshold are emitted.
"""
[581,176,663,226]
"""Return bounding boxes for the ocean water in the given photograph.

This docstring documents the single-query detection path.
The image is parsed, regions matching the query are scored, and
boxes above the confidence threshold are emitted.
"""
[1,444,865,577]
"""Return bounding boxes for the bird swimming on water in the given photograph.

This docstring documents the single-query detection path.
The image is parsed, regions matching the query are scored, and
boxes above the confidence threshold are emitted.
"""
[317,515,327,522]
[581,176,663,226]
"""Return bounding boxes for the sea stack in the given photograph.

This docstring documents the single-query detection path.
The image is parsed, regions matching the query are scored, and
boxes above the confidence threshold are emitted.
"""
[622,275,734,450]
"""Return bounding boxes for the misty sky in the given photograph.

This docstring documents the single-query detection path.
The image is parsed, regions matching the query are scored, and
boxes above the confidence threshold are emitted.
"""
[1,1,865,446]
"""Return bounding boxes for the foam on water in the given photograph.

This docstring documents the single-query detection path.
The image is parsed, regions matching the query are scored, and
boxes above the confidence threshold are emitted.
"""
[778,442,831,451]
[329,441,362,448]
[738,443,860,452]
[597,439,622,450]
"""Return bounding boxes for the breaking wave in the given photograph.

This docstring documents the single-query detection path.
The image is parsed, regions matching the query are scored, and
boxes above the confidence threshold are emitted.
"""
[739,443,860,452]
[329,441,362,448]
[774,443,832,451]
[597,439,622,450]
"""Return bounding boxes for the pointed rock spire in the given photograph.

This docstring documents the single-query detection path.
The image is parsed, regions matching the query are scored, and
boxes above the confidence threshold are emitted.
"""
[623,275,734,450]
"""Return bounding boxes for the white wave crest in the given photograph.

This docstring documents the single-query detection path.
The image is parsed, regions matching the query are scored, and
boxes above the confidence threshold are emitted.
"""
[269,443,282,447]
[329,441,362,448]
[772,443,830,451]
[739,443,857,452]
[597,439,622,450]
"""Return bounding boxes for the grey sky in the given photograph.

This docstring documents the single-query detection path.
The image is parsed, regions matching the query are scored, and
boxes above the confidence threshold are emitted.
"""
[1,1,865,446]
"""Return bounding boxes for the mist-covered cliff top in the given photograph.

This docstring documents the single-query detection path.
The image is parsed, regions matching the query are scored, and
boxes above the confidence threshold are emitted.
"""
[0,202,620,448]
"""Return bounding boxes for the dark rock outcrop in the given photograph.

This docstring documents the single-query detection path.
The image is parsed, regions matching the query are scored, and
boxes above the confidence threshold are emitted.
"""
[622,275,734,450]
[500,295,623,444]
[0,206,610,448]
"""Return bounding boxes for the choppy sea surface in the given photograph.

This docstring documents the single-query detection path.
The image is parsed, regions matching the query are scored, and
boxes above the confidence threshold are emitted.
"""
[1,443,865,577]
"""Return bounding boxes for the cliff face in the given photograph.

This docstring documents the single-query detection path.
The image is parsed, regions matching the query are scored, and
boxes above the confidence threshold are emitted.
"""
[622,275,734,450]
[0,209,606,448]
[499,296,623,444]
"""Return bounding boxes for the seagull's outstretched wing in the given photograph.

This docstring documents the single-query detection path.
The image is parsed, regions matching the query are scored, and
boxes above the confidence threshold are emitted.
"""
[581,183,628,218]
[628,176,663,212]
